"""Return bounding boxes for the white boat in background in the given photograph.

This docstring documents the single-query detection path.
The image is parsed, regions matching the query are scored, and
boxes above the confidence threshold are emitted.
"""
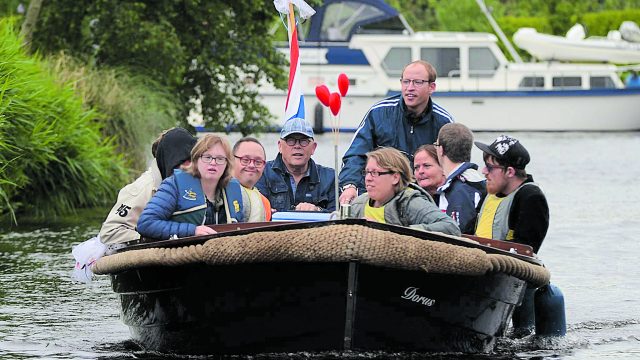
[257,0,640,132]
[513,24,640,64]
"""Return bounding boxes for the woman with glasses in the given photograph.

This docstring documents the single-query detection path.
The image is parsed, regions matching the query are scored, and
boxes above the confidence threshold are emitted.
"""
[137,134,245,240]
[350,147,460,235]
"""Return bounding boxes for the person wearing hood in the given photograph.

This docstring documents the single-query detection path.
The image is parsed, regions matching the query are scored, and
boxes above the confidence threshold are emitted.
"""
[98,127,196,244]
[350,147,460,236]
[434,123,487,234]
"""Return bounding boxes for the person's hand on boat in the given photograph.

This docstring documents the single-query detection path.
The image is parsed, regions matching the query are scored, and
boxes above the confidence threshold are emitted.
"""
[339,187,357,204]
[295,202,321,211]
[195,225,217,236]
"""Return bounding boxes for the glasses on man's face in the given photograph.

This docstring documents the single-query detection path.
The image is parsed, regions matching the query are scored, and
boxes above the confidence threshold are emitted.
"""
[485,163,505,172]
[200,155,227,165]
[400,78,432,87]
[234,155,265,167]
[284,137,311,147]
[362,169,394,178]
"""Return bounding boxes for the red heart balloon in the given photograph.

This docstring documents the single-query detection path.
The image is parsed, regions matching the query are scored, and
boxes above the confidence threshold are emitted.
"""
[329,92,341,116]
[315,85,331,107]
[337,73,349,97]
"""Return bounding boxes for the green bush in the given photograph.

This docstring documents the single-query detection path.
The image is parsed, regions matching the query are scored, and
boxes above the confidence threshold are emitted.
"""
[45,53,180,171]
[0,19,128,221]
[581,9,640,36]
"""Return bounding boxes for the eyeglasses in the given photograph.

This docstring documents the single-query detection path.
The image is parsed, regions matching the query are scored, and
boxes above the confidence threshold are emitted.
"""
[400,78,432,87]
[362,170,394,177]
[200,155,227,165]
[284,137,312,147]
[485,163,505,172]
[234,155,265,167]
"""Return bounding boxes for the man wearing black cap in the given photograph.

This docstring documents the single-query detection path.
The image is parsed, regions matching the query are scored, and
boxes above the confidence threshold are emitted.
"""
[99,127,196,244]
[474,135,549,253]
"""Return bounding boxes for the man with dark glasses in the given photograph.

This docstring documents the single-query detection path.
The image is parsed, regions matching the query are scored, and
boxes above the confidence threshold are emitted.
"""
[256,118,336,212]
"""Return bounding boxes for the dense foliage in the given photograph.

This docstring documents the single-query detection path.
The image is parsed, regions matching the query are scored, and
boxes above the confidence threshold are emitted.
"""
[31,0,289,135]
[0,20,128,221]
[394,0,640,35]
[46,53,179,171]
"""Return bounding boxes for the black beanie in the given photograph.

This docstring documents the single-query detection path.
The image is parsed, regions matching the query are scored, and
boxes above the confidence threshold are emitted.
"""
[155,128,197,179]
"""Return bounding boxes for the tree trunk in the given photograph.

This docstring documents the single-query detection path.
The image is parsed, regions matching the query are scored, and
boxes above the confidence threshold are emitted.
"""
[20,0,45,52]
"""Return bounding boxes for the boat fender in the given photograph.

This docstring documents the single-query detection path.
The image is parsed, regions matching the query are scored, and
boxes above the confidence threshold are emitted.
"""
[313,102,325,134]
[534,283,567,336]
[511,287,536,337]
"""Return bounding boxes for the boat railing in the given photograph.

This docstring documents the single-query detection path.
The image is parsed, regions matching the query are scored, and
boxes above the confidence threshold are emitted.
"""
[444,69,507,91]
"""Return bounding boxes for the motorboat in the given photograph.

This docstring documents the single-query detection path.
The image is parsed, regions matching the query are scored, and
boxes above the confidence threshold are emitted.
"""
[257,0,640,132]
[93,219,551,355]
[513,24,640,64]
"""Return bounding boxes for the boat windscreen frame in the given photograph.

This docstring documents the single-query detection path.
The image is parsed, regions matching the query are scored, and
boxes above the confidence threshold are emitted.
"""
[305,0,412,42]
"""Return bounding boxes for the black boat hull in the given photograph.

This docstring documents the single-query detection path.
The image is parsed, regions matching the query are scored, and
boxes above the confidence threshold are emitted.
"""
[113,261,526,354]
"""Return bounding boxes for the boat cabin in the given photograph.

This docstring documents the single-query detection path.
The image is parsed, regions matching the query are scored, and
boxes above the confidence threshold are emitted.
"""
[276,0,624,95]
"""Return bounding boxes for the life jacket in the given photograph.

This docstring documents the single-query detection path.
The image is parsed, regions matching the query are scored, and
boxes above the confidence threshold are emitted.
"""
[171,170,244,225]
[241,185,272,222]
[475,182,538,240]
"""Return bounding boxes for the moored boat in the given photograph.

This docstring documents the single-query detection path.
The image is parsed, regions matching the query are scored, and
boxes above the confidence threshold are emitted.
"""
[254,0,640,132]
[513,25,640,64]
[93,219,550,355]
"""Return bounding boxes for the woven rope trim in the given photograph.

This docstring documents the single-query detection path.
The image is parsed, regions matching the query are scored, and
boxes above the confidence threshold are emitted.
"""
[92,224,550,286]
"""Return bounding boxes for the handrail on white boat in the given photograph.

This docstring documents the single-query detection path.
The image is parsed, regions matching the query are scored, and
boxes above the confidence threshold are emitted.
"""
[445,69,508,91]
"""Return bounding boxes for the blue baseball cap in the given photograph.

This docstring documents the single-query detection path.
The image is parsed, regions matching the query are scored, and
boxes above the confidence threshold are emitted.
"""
[280,118,314,139]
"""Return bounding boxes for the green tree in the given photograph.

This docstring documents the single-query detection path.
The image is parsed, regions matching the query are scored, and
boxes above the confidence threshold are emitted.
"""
[0,19,128,221]
[32,0,288,135]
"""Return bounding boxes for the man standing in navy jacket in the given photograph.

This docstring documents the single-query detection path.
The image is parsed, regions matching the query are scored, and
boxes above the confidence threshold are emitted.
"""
[339,60,454,204]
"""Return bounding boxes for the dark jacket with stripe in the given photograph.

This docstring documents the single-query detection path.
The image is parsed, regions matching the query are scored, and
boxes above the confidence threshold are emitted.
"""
[339,94,454,193]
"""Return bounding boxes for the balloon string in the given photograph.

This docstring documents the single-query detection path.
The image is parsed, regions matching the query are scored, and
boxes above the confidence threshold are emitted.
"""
[332,113,340,213]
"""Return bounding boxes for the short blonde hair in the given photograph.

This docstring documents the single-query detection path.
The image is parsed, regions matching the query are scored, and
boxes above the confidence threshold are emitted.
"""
[186,134,233,188]
[366,147,415,192]
[402,60,437,82]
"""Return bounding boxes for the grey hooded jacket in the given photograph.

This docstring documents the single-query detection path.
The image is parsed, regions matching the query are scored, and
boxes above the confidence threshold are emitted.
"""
[351,183,461,236]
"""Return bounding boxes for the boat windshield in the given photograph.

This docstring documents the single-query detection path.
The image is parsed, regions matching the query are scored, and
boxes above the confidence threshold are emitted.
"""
[320,1,406,41]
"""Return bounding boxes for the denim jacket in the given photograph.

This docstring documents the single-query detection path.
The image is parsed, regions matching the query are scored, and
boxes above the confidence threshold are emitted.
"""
[256,154,336,212]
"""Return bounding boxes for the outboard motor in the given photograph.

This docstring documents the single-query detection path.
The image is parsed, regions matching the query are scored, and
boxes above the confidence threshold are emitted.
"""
[534,283,567,336]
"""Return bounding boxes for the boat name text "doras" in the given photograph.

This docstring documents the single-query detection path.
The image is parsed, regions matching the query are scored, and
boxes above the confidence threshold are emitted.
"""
[401,287,436,307]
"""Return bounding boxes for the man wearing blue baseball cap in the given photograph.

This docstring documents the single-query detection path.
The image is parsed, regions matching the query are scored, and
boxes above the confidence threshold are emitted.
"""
[256,118,336,212]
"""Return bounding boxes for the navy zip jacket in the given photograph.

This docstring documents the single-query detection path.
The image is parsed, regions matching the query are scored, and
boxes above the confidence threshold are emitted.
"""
[436,162,487,235]
[256,153,336,212]
[339,94,454,193]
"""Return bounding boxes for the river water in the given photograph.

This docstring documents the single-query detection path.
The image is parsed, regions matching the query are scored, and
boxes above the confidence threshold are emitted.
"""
[1,131,639,359]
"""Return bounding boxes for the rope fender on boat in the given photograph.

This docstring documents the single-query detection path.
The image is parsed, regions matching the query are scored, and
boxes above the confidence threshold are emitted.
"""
[92,224,550,286]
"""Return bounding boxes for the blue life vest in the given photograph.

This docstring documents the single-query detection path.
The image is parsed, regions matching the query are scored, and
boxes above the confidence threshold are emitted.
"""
[172,170,244,224]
